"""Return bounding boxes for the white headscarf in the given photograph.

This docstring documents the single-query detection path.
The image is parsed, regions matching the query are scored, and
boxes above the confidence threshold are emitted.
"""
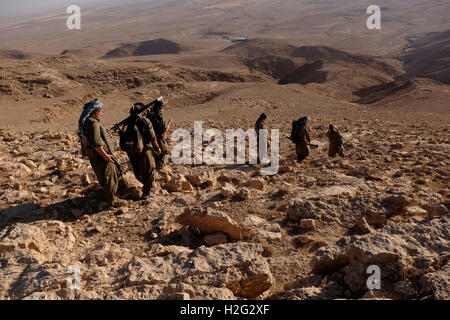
[78,99,104,135]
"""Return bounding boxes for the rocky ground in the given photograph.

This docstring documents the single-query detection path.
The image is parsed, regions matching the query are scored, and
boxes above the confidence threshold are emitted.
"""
[0,112,448,300]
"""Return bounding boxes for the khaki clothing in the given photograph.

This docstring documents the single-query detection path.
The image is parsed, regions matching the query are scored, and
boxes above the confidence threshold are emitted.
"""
[127,117,157,194]
[296,142,310,163]
[83,116,128,203]
[84,116,116,156]
[149,112,170,166]
[127,149,156,195]
[294,124,311,162]
[326,130,344,158]
[157,138,171,166]
[297,125,310,143]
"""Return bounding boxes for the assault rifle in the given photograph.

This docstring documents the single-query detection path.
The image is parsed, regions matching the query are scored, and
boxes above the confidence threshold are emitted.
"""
[286,137,319,149]
[101,134,126,175]
[111,96,163,131]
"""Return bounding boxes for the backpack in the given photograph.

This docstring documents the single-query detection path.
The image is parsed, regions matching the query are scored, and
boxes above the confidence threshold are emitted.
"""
[289,120,301,143]
[119,116,144,153]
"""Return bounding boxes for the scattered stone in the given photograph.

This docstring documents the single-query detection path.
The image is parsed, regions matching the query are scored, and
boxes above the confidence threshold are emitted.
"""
[278,165,292,174]
[81,173,91,186]
[405,206,428,217]
[300,219,317,230]
[235,187,252,200]
[163,175,194,193]
[365,168,383,180]
[357,217,375,234]
[424,204,448,217]
[419,261,450,300]
[241,178,265,191]
[220,183,236,198]
[186,167,217,189]
[311,245,350,274]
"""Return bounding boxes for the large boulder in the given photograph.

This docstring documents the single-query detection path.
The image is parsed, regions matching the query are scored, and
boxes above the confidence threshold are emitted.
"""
[310,216,450,296]
[419,260,450,300]
[0,223,55,260]
[175,207,242,240]
[311,245,350,274]
[119,243,273,299]
[287,199,323,221]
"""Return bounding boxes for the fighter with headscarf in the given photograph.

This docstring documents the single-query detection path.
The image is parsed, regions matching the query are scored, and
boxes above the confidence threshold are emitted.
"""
[78,99,140,207]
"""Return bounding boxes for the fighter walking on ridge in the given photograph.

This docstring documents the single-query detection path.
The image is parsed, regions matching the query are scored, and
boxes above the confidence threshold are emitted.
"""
[78,99,140,208]
[326,124,345,158]
[289,116,317,163]
[113,99,162,199]
[146,100,173,169]
[255,113,268,164]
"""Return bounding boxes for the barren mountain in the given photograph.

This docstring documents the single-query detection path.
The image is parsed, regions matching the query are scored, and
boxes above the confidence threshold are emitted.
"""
[0,0,449,302]
[401,30,450,85]
[0,50,45,60]
[103,39,184,59]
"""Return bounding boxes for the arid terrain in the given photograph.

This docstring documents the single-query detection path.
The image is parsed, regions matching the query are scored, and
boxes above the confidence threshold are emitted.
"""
[0,0,449,300]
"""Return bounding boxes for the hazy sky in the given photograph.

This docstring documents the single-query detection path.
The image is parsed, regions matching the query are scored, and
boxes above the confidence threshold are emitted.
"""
[0,0,118,19]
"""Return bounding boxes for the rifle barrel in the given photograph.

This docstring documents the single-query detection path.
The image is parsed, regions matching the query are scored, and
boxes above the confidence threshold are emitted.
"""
[112,98,161,130]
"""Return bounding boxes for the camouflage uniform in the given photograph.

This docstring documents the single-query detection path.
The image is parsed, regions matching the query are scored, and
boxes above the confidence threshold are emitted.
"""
[83,116,131,204]
[126,117,157,195]
[326,129,344,158]
[295,124,310,163]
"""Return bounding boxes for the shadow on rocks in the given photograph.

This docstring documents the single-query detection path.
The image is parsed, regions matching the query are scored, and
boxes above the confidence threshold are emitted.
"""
[0,187,107,227]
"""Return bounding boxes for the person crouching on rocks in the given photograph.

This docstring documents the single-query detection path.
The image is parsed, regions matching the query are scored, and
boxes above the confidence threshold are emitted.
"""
[78,99,141,208]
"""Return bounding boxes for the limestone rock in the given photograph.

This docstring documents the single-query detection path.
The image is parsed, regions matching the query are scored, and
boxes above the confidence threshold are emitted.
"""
[283,282,344,300]
[0,223,55,260]
[120,243,273,299]
[310,217,450,294]
[220,183,237,198]
[300,219,317,230]
[175,207,242,240]
[365,168,383,180]
[81,173,91,186]
[311,245,350,274]
[8,263,67,299]
[405,206,428,217]
[186,167,217,189]
[163,174,194,193]
[419,261,450,300]
[241,178,265,191]
[357,217,375,234]
[424,204,448,217]
[204,232,228,246]
[287,199,321,221]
